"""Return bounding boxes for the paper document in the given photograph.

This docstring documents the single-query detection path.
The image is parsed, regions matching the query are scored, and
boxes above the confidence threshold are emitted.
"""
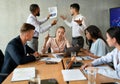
[11,67,35,82]
[81,56,94,60]
[40,57,62,62]
[48,7,57,19]
[84,66,113,75]
[52,53,64,59]
[62,69,86,81]
[76,56,82,61]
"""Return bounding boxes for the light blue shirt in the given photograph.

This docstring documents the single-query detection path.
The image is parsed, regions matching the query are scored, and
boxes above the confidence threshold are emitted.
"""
[90,38,109,57]
[92,48,120,79]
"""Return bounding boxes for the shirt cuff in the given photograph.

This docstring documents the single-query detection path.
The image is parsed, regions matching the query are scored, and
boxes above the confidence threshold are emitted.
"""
[49,24,52,28]
[91,60,97,66]
[64,20,67,23]
[45,17,48,21]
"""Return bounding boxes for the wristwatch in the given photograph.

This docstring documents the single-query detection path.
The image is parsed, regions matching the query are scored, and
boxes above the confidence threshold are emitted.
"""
[35,56,40,60]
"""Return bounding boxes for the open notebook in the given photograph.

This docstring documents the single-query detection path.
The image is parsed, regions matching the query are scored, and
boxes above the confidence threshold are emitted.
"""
[11,67,35,82]
[62,69,86,81]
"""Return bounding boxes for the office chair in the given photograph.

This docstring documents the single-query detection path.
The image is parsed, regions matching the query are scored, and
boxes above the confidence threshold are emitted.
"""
[0,49,8,83]
[48,47,51,53]
[0,49,4,71]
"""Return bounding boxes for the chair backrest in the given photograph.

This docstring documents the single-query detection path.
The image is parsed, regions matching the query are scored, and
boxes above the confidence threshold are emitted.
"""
[48,47,51,53]
[0,49,4,71]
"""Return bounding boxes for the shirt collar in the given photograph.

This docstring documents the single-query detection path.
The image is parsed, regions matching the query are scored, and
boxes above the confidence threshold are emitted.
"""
[30,14,36,19]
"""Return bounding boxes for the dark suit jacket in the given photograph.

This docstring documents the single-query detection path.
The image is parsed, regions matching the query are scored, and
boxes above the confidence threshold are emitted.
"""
[0,36,36,82]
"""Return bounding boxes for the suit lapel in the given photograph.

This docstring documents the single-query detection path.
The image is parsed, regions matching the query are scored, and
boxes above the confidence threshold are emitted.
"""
[17,36,26,56]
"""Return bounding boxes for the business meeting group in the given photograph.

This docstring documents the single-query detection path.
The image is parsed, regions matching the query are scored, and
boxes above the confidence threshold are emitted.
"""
[0,2,120,84]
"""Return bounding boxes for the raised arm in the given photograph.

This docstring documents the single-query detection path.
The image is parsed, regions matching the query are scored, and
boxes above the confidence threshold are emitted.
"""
[60,15,72,28]
[27,16,57,33]
[38,14,50,25]
[39,20,57,33]
[41,35,51,54]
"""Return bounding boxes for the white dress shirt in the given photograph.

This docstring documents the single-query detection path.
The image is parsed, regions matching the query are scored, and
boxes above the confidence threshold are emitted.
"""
[64,14,86,37]
[92,48,120,79]
[26,14,52,37]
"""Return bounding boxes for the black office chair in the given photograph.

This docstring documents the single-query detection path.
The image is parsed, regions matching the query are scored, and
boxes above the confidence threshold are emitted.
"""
[0,49,8,83]
[0,49,4,71]
[48,47,51,53]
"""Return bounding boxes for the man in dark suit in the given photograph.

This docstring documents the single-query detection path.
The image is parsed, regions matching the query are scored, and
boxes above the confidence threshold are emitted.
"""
[0,23,40,83]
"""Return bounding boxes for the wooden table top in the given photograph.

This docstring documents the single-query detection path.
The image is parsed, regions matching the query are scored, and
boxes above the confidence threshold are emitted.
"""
[62,57,120,84]
[2,54,66,84]
[2,53,120,84]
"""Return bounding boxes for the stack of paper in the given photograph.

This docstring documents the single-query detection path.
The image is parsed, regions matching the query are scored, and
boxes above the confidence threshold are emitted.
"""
[11,67,36,82]
[62,69,86,81]
[52,53,64,59]
[81,56,94,60]
[76,57,82,61]
[40,57,62,62]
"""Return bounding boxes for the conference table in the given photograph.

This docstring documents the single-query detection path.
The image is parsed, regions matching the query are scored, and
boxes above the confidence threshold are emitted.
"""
[2,53,120,84]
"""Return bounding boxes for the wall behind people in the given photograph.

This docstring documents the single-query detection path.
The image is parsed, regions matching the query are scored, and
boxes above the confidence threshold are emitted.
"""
[0,0,120,52]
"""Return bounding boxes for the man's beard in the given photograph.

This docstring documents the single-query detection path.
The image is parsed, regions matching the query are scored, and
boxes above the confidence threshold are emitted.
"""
[71,14,74,16]
[36,12,40,16]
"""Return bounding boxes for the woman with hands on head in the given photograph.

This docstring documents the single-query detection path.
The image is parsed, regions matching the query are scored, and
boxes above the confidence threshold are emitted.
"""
[41,26,71,53]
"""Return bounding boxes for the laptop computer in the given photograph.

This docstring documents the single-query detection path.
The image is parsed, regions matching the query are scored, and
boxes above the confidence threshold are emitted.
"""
[65,46,81,57]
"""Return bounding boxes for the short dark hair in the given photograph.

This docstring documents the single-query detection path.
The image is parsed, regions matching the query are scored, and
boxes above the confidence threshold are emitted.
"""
[70,3,80,11]
[20,23,35,33]
[107,27,120,45]
[30,4,39,13]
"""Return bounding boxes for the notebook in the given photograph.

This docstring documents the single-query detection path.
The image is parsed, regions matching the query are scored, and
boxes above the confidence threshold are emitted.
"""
[11,67,35,82]
[62,69,86,81]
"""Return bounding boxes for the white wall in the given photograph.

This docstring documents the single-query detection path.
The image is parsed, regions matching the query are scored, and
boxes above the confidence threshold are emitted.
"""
[0,0,120,52]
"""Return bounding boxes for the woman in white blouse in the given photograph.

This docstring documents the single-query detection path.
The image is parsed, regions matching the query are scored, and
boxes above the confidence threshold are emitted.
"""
[41,26,71,53]
[81,27,120,80]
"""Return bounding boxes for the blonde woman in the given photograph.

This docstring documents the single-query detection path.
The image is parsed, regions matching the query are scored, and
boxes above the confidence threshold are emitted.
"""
[42,26,71,53]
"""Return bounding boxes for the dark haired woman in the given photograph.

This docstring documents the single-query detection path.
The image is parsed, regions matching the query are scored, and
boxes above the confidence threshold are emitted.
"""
[81,27,120,79]
[41,26,71,53]
[81,25,109,58]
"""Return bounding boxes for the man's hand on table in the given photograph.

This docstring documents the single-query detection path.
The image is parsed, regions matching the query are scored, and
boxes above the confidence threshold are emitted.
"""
[33,52,41,60]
